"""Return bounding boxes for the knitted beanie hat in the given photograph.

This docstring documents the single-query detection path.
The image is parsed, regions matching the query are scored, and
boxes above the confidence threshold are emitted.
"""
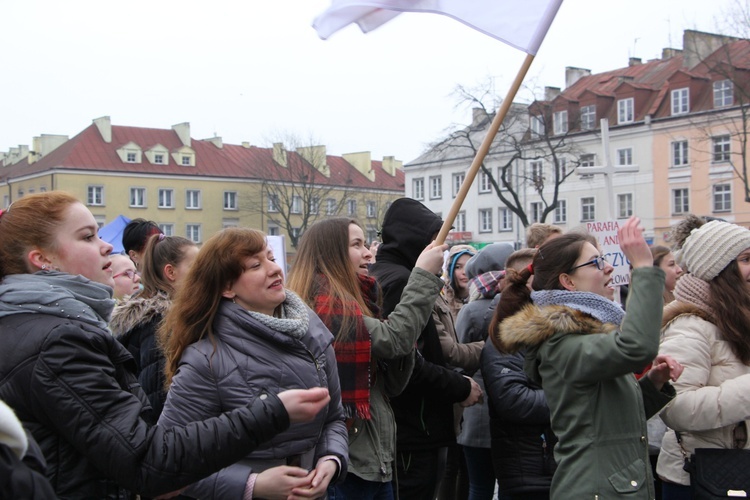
[677,220,750,281]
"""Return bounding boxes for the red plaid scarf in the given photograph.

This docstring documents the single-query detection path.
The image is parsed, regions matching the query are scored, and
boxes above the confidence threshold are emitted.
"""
[313,273,379,419]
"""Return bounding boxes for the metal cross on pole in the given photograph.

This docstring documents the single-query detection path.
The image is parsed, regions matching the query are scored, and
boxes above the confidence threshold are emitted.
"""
[576,118,640,220]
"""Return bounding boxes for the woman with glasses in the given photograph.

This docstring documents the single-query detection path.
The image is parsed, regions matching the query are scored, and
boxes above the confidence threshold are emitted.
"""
[110,254,141,301]
[110,234,198,418]
[488,218,683,499]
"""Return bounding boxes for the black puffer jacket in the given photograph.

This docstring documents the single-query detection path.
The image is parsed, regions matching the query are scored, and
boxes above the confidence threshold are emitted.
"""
[481,341,557,495]
[0,312,290,499]
[110,291,170,418]
[370,198,471,451]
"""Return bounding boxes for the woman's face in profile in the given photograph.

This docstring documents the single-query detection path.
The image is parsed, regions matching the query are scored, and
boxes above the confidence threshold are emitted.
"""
[658,252,683,292]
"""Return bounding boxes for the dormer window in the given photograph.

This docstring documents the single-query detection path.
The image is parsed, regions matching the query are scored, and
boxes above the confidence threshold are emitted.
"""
[553,111,568,135]
[181,156,191,166]
[714,80,733,108]
[116,142,142,164]
[617,98,634,124]
[671,88,689,115]
[154,154,164,164]
[126,152,137,163]
[580,105,596,130]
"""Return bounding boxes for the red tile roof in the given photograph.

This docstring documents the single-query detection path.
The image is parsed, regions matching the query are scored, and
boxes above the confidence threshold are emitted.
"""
[0,123,405,192]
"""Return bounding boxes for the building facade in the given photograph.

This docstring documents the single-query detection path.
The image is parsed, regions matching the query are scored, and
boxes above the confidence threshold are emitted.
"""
[405,30,750,248]
[0,117,405,253]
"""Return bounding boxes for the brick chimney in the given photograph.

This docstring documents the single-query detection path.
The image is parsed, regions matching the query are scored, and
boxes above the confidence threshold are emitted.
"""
[273,143,287,168]
[544,86,561,101]
[296,145,329,177]
[381,156,402,176]
[93,116,111,143]
[172,122,191,147]
[343,152,375,182]
[662,48,683,60]
[565,67,591,88]
[33,134,68,156]
[683,30,740,69]
[628,57,642,66]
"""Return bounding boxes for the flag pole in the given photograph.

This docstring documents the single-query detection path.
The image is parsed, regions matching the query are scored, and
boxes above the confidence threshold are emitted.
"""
[435,52,536,245]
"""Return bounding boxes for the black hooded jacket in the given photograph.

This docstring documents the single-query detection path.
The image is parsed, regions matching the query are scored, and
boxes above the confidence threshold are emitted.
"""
[369,198,471,451]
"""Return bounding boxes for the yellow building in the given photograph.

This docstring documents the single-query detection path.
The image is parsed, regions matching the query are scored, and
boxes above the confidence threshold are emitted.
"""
[0,117,405,252]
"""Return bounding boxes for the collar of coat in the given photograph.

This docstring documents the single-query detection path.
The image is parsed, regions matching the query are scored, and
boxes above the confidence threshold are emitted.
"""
[109,291,171,338]
[661,300,713,330]
[492,303,619,354]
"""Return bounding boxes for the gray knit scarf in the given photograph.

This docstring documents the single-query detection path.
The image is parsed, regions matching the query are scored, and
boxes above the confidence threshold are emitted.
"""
[0,271,114,331]
[673,273,716,319]
[246,290,310,339]
[531,289,626,326]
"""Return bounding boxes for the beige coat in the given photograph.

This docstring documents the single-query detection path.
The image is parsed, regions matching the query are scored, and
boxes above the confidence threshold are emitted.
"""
[657,302,750,485]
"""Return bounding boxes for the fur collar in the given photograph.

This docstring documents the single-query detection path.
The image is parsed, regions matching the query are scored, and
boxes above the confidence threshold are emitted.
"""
[109,291,171,338]
[662,300,714,329]
[493,303,618,354]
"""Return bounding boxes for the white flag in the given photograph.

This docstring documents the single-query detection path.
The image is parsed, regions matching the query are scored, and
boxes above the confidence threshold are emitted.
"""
[313,0,563,55]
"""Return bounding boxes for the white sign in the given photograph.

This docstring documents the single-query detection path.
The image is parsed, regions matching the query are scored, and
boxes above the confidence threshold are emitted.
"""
[266,235,287,277]
[585,220,630,286]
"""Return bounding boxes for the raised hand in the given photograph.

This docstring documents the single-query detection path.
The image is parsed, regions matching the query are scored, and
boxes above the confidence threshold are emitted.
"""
[617,216,653,269]
[415,241,450,276]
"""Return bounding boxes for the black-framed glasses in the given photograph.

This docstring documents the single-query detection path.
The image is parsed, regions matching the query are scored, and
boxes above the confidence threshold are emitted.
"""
[113,269,139,280]
[568,255,608,273]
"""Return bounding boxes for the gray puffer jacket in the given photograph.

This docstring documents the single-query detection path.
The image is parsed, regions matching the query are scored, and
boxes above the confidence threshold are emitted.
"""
[158,294,348,500]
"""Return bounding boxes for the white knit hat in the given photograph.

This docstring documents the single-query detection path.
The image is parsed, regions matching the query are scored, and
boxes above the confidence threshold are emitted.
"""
[677,220,750,281]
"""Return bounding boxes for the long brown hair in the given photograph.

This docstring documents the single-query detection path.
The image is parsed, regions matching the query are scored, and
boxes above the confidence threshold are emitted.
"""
[709,260,750,364]
[160,227,267,385]
[139,234,196,299]
[287,218,374,341]
[491,233,590,352]
[0,192,80,278]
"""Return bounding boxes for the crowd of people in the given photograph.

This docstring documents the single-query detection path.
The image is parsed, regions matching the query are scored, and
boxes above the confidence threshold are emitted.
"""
[0,191,749,500]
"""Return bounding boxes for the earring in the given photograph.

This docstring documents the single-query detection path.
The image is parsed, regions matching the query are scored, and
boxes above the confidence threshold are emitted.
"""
[41,265,47,270]
[232,297,237,304]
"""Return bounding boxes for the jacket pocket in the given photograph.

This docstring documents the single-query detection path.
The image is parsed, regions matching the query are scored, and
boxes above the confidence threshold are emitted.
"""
[607,458,647,494]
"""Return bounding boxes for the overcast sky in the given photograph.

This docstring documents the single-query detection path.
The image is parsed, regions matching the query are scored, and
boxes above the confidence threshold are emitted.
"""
[0,0,742,163]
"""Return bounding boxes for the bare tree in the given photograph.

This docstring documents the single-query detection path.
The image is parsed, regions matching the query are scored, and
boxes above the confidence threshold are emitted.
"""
[425,80,583,227]
[243,133,353,248]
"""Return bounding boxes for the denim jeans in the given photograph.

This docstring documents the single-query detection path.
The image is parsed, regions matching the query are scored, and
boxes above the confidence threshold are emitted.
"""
[463,446,496,500]
[328,474,394,500]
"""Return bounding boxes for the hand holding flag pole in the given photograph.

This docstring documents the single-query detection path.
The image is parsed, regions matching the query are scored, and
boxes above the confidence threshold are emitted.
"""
[314,0,564,244]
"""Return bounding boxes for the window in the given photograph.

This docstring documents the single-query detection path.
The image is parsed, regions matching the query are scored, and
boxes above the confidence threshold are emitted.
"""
[268,194,279,212]
[617,98,634,124]
[617,148,633,166]
[672,140,689,167]
[158,223,174,236]
[39,186,47,192]
[158,189,174,208]
[186,189,201,209]
[87,186,103,206]
[617,193,633,218]
[554,200,567,223]
[529,115,545,136]
[291,195,302,214]
[455,211,466,232]
[181,155,191,166]
[580,105,596,130]
[2,195,8,208]
[713,80,733,108]
[130,188,146,208]
[186,224,201,243]
[479,170,492,193]
[94,215,105,228]
[223,219,239,229]
[154,154,165,164]
[713,135,731,162]
[413,178,425,200]
[347,199,357,216]
[580,154,596,167]
[581,197,595,222]
[267,226,280,236]
[553,110,568,135]
[498,208,513,232]
[672,188,690,215]
[478,209,493,233]
[558,158,568,179]
[671,88,689,115]
[366,201,377,218]
[224,191,237,210]
[530,202,543,223]
[530,161,544,184]
[498,166,512,191]
[325,198,337,215]
[452,173,465,197]
[126,152,137,163]
[430,176,442,199]
[291,227,301,240]
[309,197,320,215]
[713,184,732,212]
[366,228,378,243]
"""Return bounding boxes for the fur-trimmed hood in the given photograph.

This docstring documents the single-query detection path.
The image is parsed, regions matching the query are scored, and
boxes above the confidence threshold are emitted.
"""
[109,291,171,338]
[661,300,714,329]
[492,303,618,354]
